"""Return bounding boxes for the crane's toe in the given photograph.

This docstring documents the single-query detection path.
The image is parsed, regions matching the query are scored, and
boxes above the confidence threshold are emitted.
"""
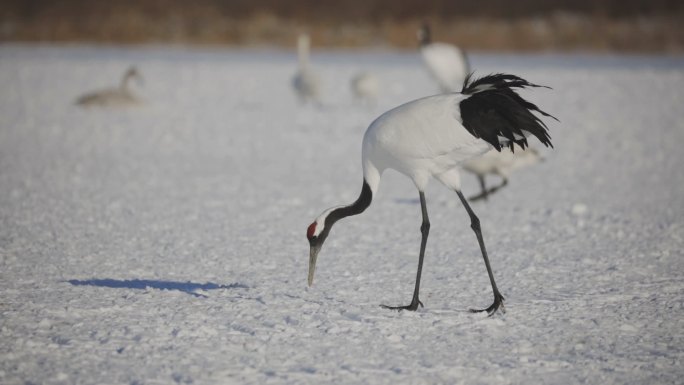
[380,299,423,312]
[469,292,505,316]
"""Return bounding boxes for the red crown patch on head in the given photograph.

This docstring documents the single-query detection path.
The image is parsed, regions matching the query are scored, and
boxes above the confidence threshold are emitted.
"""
[307,222,317,239]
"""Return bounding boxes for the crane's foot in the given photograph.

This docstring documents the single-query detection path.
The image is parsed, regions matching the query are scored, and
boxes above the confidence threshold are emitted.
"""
[469,292,505,316]
[380,299,423,312]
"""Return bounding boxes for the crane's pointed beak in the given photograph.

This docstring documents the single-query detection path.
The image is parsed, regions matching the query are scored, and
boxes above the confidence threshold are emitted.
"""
[308,244,321,287]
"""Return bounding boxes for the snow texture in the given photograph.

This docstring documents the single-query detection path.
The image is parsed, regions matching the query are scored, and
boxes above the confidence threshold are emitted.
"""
[1,45,683,384]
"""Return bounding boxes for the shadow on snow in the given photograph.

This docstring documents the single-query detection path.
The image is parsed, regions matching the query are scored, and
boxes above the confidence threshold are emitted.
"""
[394,198,420,205]
[67,278,248,298]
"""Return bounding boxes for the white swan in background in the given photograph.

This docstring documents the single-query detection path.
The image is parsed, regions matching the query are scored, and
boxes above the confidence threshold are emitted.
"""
[463,145,543,201]
[76,66,143,107]
[350,71,380,105]
[417,22,470,93]
[292,33,321,104]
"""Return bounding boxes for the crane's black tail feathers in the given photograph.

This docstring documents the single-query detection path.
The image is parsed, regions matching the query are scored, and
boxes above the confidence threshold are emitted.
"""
[460,73,557,152]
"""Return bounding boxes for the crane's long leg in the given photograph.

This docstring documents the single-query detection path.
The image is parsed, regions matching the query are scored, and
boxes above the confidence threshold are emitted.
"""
[456,190,505,315]
[381,191,429,311]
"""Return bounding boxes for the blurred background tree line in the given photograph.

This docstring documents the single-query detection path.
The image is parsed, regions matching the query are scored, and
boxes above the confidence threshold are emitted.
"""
[1,0,682,52]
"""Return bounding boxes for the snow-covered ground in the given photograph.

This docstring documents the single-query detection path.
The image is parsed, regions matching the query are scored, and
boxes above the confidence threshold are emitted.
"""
[1,45,683,384]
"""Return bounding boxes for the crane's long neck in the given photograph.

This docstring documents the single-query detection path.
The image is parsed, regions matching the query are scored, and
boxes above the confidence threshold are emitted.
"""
[328,181,372,224]
[324,162,380,228]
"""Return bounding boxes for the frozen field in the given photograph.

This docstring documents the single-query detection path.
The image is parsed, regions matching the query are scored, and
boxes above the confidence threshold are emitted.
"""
[1,45,683,384]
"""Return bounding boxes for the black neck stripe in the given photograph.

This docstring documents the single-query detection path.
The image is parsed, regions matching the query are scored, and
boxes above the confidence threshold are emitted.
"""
[326,180,373,229]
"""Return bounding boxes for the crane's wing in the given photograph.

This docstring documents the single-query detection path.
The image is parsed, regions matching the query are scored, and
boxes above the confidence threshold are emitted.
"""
[459,73,556,151]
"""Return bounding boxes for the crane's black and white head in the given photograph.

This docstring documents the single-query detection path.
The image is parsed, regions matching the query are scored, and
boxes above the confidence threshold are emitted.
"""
[306,208,337,287]
[305,181,373,286]
[306,181,372,286]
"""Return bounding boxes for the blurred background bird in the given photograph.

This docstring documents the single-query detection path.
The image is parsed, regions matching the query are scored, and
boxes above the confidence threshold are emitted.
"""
[350,71,380,105]
[462,146,543,201]
[292,33,322,105]
[417,22,470,93]
[75,66,143,107]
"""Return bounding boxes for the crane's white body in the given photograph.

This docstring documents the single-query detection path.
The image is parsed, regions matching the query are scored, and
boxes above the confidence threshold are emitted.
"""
[350,72,380,103]
[362,93,491,193]
[292,34,321,104]
[420,43,469,93]
[76,67,143,107]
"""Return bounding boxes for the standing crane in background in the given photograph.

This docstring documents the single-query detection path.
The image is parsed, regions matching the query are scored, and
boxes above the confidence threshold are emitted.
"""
[292,33,322,105]
[418,22,470,93]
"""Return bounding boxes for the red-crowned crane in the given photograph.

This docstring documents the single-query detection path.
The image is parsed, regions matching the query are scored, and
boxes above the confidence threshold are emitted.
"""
[306,73,556,315]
